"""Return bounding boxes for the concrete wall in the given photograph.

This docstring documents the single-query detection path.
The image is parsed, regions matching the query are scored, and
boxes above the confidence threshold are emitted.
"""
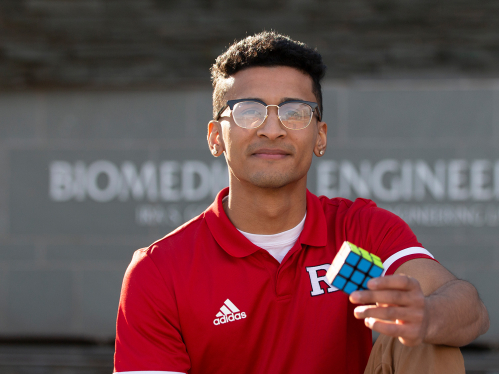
[0,79,498,343]
[2,0,499,89]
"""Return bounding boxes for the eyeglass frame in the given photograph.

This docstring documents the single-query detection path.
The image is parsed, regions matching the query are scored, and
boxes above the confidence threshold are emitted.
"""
[215,98,322,130]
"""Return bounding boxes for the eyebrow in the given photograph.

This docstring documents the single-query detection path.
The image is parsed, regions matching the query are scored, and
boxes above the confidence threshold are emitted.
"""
[282,97,305,102]
[238,97,307,104]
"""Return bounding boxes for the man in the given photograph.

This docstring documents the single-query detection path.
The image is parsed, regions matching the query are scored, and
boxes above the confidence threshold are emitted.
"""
[114,32,489,374]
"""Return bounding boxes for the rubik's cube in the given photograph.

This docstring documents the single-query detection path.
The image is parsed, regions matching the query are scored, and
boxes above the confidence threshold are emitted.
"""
[326,241,384,295]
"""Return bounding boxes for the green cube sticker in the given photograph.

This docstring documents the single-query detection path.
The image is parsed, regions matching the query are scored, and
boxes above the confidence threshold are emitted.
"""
[372,254,383,268]
[347,242,361,256]
[358,247,372,261]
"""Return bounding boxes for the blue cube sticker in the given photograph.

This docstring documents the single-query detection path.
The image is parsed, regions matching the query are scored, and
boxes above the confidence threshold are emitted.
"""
[357,258,372,273]
[362,276,371,289]
[368,265,383,278]
[350,270,365,285]
[343,281,358,294]
[345,252,360,266]
[325,242,384,296]
[338,263,354,278]
[332,275,347,290]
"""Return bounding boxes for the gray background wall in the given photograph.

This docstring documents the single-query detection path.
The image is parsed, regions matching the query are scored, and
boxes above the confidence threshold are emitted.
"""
[0,0,498,347]
[0,81,498,343]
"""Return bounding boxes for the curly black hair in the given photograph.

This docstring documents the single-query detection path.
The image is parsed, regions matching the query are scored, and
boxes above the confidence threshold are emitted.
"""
[210,31,327,119]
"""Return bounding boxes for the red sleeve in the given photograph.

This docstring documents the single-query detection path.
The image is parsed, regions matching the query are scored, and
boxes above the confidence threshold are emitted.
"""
[114,248,190,373]
[344,199,437,276]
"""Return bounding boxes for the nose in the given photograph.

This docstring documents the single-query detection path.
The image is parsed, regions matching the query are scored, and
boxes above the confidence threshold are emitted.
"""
[256,105,286,140]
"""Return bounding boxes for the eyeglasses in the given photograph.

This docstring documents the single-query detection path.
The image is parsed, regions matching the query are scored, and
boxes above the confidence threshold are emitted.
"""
[216,99,321,130]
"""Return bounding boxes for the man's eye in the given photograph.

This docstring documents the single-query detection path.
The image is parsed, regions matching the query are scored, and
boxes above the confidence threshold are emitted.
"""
[241,109,263,117]
[286,111,300,119]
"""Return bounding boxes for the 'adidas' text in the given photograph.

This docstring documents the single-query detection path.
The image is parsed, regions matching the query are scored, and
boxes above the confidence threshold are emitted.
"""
[213,299,247,325]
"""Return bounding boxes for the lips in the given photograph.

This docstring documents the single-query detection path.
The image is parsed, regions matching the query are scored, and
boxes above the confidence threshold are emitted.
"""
[252,148,290,159]
[253,148,289,155]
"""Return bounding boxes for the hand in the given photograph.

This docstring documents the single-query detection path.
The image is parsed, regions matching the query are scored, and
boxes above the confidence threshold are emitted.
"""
[349,274,429,346]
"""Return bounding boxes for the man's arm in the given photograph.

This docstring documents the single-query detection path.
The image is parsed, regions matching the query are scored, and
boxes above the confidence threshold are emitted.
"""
[114,249,191,373]
[350,258,490,347]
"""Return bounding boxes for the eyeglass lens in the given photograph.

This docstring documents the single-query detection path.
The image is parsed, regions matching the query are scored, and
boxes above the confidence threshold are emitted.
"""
[232,101,313,129]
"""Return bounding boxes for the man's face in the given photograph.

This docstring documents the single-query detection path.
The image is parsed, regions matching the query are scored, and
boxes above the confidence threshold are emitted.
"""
[208,66,327,189]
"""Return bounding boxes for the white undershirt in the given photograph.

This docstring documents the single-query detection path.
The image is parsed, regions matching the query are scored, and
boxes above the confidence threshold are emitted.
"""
[237,214,306,263]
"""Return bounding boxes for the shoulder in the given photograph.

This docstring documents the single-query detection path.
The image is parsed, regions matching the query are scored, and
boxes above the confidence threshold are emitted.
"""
[315,193,421,255]
[154,211,209,251]
[317,195,388,223]
[318,194,377,209]
[157,211,207,244]
[129,212,209,275]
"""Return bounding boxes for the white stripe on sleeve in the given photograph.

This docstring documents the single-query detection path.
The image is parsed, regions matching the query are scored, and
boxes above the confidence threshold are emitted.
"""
[115,372,185,374]
[382,247,434,276]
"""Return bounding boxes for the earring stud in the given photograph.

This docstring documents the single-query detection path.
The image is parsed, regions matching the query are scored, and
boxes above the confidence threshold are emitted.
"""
[319,150,324,155]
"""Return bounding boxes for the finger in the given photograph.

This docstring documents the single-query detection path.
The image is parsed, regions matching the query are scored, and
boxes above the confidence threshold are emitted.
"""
[350,289,424,307]
[353,305,377,318]
[364,318,423,346]
[376,302,397,308]
[354,305,424,323]
[350,290,373,304]
[367,275,420,292]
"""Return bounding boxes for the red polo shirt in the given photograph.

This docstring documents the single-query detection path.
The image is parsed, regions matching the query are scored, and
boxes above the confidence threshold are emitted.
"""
[114,188,434,374]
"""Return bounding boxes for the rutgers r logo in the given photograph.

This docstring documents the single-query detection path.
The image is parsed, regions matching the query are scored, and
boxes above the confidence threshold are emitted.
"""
[306,264,338,297]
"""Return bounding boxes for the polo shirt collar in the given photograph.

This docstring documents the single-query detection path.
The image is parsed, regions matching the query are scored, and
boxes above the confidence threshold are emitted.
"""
[205,187,327,258]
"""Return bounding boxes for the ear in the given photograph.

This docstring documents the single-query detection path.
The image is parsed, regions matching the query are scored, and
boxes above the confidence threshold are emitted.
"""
[207,120,225,157]
[313,120,328,157]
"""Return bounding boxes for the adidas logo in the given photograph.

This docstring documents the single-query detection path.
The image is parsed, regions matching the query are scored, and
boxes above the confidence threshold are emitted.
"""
[213,299,247,325]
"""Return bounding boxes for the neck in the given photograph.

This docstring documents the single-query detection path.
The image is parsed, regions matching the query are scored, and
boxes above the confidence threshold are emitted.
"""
[223,178,307,235]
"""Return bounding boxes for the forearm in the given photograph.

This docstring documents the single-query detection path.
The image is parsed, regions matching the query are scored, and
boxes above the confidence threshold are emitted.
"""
[353,260,490,347]
[424,279,490,346]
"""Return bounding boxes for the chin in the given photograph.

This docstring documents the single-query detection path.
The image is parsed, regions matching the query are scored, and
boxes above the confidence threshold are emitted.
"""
[247,172,297,189]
